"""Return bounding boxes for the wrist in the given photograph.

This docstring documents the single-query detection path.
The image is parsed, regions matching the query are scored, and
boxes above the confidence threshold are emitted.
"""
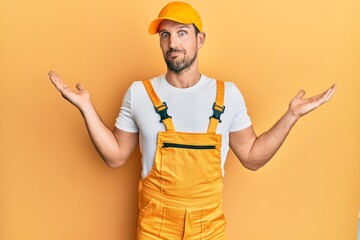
[285,108,300,125]
[78,100,94,115]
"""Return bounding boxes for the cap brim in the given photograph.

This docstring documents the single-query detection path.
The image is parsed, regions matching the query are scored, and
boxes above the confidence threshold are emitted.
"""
[148,16,194,35]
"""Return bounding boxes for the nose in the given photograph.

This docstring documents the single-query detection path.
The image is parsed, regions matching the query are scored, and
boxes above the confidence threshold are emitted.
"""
[169,34,179,49]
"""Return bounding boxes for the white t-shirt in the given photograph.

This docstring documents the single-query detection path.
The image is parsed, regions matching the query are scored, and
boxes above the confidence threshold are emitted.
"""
[115,74,252,179]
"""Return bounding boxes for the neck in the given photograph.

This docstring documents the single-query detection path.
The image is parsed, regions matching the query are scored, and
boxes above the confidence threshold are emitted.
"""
[165,63,201,88]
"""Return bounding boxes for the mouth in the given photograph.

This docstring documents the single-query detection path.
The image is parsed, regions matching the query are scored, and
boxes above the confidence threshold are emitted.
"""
[166,50,184,57]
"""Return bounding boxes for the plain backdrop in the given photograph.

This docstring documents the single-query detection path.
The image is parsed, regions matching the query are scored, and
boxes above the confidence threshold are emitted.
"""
[1,0,359,239]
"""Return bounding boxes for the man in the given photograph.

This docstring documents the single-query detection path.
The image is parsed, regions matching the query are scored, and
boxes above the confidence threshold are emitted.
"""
[48,2,336,239]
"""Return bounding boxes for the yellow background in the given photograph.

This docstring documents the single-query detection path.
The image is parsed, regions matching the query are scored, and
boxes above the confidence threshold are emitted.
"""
[1,0,359,239]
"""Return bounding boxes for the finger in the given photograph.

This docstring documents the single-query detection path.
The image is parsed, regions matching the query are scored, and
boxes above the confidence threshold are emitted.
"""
[50,76,68,91]
[48,71,69,92]
[48,73,63,88]
[48,71,61,83]
[321,84,336,103]
[323,84,336,102]
[313,84,337,105]
[295,89,306,99]
[76,83,85,91]
[48,70,60,79]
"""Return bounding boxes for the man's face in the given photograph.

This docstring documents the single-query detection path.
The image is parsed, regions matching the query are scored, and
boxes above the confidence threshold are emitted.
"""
[158,20,204,73]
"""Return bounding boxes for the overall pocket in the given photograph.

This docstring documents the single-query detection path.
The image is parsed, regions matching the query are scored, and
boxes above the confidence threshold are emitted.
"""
[160,142,222,198]
[201,205,227,239]
[137,197,164,239]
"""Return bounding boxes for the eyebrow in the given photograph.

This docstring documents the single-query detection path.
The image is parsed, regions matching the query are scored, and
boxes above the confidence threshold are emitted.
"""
[177,25,190,29]
[159,24,191,33]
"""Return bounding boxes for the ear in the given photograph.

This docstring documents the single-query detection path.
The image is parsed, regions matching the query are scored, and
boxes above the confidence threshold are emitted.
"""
[197,32,206,49]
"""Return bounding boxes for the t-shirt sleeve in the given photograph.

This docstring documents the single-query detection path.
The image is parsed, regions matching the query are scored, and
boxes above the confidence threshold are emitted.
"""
[229,83,252,132]
[114,84,139,132]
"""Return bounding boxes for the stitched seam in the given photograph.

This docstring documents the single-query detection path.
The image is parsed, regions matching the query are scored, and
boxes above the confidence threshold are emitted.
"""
[157,204,165,239]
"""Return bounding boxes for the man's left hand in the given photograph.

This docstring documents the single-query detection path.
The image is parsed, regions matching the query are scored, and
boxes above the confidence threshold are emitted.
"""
[289,84,336,119]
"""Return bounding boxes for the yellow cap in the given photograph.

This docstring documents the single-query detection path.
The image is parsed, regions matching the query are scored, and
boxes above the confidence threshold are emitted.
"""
[148,2,202,35]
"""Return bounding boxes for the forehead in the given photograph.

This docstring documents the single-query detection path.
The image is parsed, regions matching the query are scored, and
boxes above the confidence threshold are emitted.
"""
[158,20,193,32]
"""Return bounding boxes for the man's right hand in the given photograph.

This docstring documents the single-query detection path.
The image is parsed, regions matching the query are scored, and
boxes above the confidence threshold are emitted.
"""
[48,70,91,111]
[48,70,139,168]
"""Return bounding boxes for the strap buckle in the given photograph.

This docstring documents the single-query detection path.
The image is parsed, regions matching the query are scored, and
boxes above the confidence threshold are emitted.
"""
[210,103,225,123]
[155,102,172,123]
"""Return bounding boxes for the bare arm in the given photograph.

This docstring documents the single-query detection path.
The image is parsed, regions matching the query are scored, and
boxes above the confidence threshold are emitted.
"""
[48,71,138,168]
[230,84,336,171]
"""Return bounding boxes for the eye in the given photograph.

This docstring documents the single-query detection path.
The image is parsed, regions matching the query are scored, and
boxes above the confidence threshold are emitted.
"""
[179,30,187,37]
[160,32,169,38]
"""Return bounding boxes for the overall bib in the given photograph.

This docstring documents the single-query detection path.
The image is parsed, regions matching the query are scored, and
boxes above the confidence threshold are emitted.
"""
[137,80,226,240]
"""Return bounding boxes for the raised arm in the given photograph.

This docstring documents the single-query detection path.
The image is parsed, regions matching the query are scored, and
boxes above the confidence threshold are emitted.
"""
[48,71,138,168]
[229,84,336,171]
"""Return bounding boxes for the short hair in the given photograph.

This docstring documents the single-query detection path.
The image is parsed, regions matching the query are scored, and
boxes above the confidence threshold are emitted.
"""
[193,24,200,35]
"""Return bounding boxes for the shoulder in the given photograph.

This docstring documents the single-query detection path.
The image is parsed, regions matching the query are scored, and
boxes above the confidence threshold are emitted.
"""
[201,74,216,83]
[204,75,242,95]
[128,75,163,92]
[207,77,247,105]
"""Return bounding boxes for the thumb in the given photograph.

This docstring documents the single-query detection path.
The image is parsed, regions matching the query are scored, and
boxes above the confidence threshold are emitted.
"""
[76,83,85,91]
[295,89,306,99]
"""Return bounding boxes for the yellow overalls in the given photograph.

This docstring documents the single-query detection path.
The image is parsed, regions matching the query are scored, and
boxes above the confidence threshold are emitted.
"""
[137,80,226,240]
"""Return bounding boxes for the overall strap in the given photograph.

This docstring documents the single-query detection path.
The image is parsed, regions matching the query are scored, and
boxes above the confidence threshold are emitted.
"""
[207,80,225,133]
[142,80,175,132]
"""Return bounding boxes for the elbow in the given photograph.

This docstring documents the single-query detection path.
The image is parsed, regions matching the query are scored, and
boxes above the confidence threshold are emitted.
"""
[107,162,122,169]
[245,165,262,172]
[106,161,125,169]
[104,157,127,169]
[241,158,267,171]
[245,163,263,171]
[240,152,273,171]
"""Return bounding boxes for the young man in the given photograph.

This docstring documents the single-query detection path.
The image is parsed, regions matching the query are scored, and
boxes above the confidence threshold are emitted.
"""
[49,2,336,239]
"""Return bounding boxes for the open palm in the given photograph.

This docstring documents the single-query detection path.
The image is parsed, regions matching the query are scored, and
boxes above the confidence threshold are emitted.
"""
[289,84,336,119]
[48,71,90,109]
